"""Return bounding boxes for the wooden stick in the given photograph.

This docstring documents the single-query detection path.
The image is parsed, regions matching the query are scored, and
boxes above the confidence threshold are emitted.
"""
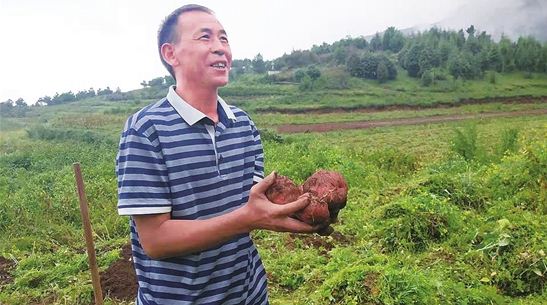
[73,162,104,305]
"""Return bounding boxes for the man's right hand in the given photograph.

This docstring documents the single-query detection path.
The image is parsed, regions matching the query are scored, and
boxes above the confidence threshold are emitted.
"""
[242,172,319,233]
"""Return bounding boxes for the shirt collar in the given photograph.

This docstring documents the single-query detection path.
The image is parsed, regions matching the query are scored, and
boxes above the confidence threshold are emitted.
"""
[166,85,236,126]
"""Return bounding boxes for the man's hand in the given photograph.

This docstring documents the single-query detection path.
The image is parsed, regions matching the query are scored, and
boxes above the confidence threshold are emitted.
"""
[242,172,320,233]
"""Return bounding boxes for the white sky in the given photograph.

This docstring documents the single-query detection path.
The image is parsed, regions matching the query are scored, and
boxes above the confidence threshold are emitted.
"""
[0,0,499,104]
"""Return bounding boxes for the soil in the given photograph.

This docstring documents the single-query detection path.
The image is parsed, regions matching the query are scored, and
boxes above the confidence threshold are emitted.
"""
[287,231,355,256]
[99,243,138,301]
[258,95,547,114]
[0,256,15,286]
[277,109,547,133]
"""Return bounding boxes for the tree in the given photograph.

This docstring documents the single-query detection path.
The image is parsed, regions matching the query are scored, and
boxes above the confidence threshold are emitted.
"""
[487,45,503,72]
[294,69,306,82]
[298,75,313,91]
[36,96,51,106]
[403,43,423,77]
[346,53,396,81]
[306,66,321,81]
[148,77,165,87]
[370,33,382,51]
[252,53,267,74]
[448,52,480,79]
[514,36,542,73]
[382,27,405,53]
[346,54,364,78]
[376,60,389,83]
[498,35,515,72]
[333,47,348,65]
[164,76,175,86]
[1,98,29,117]
[421,70,434,86]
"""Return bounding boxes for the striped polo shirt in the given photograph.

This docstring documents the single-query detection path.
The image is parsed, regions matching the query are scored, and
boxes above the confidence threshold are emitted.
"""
[116,86,268,305]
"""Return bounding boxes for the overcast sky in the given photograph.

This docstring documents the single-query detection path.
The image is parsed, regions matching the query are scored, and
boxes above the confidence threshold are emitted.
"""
[0,0,545,104]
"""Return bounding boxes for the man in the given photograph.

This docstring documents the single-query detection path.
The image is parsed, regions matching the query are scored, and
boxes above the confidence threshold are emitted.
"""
[116,4,320,304]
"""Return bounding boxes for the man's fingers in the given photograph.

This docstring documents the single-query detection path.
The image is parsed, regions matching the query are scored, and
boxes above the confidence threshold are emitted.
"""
[280,217,316,233]
[277,193,310,215]
[251,171,277,194]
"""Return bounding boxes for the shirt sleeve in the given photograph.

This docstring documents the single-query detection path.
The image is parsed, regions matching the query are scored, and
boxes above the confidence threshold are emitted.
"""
[249,119,264,183]
[116,119,172,215]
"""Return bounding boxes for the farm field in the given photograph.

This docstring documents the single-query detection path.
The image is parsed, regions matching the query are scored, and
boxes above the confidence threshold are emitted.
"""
[0,75,546,304]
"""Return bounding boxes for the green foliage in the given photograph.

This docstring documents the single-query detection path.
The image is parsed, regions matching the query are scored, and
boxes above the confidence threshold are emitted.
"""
[0,98,30,117]
[260,128,284,143]
[298,75,313,91]
[252,53,267,74]
[448,52,482,79]
[26,126,115,145]
[293,69,306,82]
[472,217,547,296]
[486,140,546,212]
[497,128,519,155]
[346,53,396,81]
[376,193,461,252]
[306,65,321,81]
[422,159,489,210]
[421,69,434,86]
[488,70,497,84]
[382,27,405,53]
[368,147,418,176]
[376,60,389,83]
[451,124,480,161]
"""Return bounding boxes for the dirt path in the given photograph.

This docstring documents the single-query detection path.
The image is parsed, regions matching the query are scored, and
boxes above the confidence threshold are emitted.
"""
[276,109,547,133]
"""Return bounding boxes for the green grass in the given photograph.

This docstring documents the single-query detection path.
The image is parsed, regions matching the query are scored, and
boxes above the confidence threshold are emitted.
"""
[226,72,547,112]
[253,102,547,127]
[0,76,546,304]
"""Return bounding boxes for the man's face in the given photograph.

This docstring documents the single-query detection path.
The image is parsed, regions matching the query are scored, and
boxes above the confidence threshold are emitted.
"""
[171,11,232,89]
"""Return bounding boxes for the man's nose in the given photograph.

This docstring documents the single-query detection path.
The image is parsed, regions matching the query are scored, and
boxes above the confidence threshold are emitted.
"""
[210,38,226,56]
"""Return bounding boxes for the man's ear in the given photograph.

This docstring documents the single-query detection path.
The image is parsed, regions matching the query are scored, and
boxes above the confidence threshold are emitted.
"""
[161,43,179,66]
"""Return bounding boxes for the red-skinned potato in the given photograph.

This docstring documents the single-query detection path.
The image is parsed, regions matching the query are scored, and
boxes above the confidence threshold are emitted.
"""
[294,194,330,225]
[266,171,348,227]
[265,174,302,205]
[302,170,348,222]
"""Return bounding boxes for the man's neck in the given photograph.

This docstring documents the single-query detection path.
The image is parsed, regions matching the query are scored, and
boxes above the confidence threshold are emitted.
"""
[175,83,219,122]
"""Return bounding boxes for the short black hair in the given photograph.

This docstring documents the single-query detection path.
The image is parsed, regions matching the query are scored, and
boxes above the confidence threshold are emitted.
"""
[157,4,215,79]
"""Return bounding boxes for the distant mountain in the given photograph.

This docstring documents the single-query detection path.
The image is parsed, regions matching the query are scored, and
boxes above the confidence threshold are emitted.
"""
[408,0,546,41]
[369,0,547,42]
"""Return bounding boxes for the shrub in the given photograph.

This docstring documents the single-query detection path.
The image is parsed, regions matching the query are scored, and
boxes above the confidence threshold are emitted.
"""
[473,218,546,296]
[259,128,284,143]
[25,126,113,145]
[486,140,546,212]
[375,193,460,252]
[368,147,418,176]
[488,71,497,84]
[422,161,489,210]
[497,128,519,156]
[421,70,434,86]
[451,124,480,161]
[315,262,502,305]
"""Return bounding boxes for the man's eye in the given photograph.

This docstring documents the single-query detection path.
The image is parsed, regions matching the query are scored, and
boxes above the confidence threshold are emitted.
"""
[220,37,229,43]
[199,35,210,40]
